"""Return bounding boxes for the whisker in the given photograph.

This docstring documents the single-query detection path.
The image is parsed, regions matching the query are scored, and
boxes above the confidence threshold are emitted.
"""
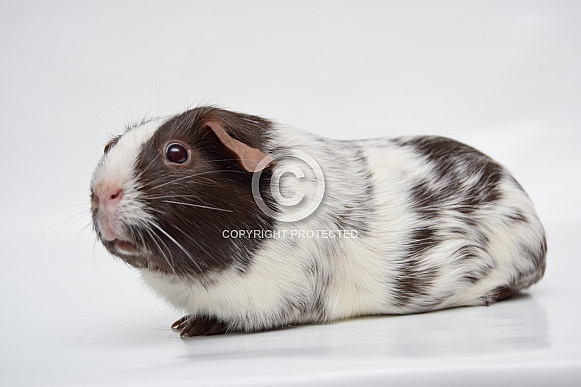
[137,153,161,177]
[64,221,96,258]
[143,227,178,277]
[144,194,204,200]
[150,222,204,274]
[59,183,91,194]
[64,203,94,209]
[144,207,166,218]
[140,170,246,191]
[145,193,231,211]
[171,225,216,270]
[75,222,94,239]
[160,201,233,212]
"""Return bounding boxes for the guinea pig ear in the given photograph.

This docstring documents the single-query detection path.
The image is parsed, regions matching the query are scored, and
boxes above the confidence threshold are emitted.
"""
[205,121,274,173]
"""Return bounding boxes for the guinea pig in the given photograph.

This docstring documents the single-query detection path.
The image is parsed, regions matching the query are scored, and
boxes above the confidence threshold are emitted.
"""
[90,106,547,337]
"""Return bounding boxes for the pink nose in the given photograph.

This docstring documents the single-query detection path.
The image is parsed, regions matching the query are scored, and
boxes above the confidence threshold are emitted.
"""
[93,184,124,210]
[107,188,123,202]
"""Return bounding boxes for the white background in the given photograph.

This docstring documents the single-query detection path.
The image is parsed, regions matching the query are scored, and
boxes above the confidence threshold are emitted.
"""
[1,1,580,386]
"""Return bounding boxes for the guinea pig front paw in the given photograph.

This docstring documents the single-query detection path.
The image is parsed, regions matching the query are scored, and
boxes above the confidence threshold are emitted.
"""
[171,315,228,337]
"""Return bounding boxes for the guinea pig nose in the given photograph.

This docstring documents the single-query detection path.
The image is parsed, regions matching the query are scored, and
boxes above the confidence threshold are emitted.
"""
[109,189,123,201]
[95,184,124,209]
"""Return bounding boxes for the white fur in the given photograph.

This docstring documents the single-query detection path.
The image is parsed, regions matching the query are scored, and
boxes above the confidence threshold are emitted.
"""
[91,119,167,243]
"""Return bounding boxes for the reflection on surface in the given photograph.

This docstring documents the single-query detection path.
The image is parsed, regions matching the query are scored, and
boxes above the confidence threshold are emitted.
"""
[181,293,548,360]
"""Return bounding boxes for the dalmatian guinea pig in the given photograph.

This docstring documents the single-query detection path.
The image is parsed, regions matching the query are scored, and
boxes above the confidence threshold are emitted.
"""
[90,106,547,337]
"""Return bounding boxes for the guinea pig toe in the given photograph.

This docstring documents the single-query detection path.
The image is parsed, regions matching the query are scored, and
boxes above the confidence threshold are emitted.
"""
[173,315,228,337]
[171,315,191,331]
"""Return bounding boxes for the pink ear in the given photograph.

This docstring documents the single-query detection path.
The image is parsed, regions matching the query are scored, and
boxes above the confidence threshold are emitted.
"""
[205,121,274,172]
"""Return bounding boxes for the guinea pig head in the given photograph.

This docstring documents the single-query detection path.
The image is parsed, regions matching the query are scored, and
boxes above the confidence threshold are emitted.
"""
[90,108,276,278]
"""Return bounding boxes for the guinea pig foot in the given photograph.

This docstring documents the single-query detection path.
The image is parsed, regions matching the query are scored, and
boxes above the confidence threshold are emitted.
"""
[171,315,228,337]
[484,286,518,306]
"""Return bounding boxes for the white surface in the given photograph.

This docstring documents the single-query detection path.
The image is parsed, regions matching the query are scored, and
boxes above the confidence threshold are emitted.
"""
[1,1,580,386]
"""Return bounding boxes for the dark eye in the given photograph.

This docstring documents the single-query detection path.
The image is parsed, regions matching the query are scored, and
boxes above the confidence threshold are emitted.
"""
[166,143,189,164]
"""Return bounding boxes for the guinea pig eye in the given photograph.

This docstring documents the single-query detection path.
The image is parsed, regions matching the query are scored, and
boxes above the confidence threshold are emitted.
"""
[166,143,189,164]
